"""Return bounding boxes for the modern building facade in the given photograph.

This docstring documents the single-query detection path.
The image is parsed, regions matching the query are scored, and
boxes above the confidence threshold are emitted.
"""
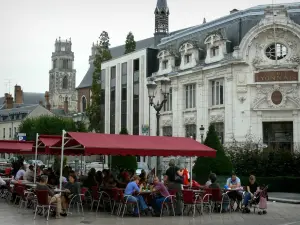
[151,4,300,151]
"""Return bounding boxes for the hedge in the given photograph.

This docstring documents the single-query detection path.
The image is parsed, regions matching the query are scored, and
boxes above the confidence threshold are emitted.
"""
[207,176,300,193]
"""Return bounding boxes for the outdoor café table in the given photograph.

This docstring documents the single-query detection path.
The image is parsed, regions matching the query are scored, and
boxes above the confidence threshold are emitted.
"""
[54,189,69,193]
[2,177,12,181]
[25,183,37,189]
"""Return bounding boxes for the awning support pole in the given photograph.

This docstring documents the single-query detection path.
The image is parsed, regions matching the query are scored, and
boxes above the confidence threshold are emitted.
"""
[33,133,39,184]
[190,157,192,188]
[59,130,66,189]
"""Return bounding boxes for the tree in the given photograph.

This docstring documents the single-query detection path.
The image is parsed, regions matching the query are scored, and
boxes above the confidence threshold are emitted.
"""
[111,128,138,171]
[86,31,112,132]
[18,115,87,141]
[193,124,232,183]
[124,32,136,54]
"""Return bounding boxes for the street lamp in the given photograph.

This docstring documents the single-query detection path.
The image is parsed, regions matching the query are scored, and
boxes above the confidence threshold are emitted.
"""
[147,76,171,178]
[199,125,205,143]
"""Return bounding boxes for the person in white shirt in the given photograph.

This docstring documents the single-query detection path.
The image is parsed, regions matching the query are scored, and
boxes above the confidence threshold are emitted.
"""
[15,166,26,180]
[24,165,34,182]
[0,176,6,186]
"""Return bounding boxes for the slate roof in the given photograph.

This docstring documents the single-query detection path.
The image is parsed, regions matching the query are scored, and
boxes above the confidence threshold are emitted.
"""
[0,104,39,121]
[0,92,44,105]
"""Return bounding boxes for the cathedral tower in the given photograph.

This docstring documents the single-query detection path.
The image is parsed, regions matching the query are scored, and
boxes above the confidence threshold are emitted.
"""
[49,37,77,112]
[154,0,169,46]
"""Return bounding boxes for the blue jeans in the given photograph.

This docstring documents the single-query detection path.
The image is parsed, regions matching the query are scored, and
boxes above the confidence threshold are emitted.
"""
[243,192,252,206]
[152,196,169,213]
[125,195,148,214]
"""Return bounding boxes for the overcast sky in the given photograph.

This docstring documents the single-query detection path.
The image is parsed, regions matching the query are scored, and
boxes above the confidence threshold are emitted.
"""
[0,0,298,96]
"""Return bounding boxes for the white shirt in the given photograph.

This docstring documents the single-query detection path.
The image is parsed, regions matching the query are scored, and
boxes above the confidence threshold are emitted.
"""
[24,169,34,182]
[0,176,5,186]
[15,169,26,180]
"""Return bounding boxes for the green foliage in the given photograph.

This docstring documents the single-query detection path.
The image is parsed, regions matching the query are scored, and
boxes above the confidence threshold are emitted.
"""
[86,31,112,132]
[193,124,232,183]
[111,128,137,171]
[124,32,136,54]
[18,115,86,141]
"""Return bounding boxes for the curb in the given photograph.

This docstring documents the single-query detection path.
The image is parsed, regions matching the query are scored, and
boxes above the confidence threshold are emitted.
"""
[269,197,300,204]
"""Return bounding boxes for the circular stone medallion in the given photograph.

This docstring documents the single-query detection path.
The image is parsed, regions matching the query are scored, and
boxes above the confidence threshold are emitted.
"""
[271,91,283,105]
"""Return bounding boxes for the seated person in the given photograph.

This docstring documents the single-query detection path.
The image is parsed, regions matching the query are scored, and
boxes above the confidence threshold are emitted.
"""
[61,174,81,216]
[103,175,117,188]
[242,175,258,212]
[0,176,7,197]
[226,172,243,210]
[124,175,148,216]
[151,176,170,217]
[36,175,62,219]
[24,165,34,182]
[208,173,229,212]
[15,166,26,181]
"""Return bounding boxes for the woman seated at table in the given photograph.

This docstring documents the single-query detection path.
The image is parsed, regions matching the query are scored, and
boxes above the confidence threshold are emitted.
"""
[242,175,259,213]
[36,175,62,219]
[124,175,148,216]
[225,172,243,210]
[61,174,81,216]
[151,176,170,217]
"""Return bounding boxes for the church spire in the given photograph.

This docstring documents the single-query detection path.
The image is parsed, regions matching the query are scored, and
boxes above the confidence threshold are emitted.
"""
[155,0,169,13]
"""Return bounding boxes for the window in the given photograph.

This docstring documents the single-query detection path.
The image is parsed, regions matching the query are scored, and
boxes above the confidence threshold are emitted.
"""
[14,127,17,136]
[185,84,196,109]
[211,80,224,106]
[121,63,127,129]
[82,96,87,112]
[2,128,5,139]
[265,43,288,60]
[61,46,65,51]
[162,60,168,69]
[185,54,192,64]
[211,46,219,57]
[185,124,196,138]
[163,87,172,111]
[52,59,56,69]
[133,59,140,135]
[62,76,68,89]
[163,126,173,137]
[111,66,116,79]
[9,128,11,138]
[212,122,224,144]
[62,59,68,69]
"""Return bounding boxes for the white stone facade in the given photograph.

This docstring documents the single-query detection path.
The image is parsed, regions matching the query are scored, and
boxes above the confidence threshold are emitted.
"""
[151,6,300,150]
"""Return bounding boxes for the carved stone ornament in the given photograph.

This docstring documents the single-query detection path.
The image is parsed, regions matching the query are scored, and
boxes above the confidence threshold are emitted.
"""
[209,114,225,123]
[184,115,196,125]
[286,55,300,64]
[252,84,300,109]
[237,86,248,93]
[161,118,173,127]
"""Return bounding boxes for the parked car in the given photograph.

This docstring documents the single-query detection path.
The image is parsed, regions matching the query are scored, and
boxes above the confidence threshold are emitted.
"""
[27,160,44,166]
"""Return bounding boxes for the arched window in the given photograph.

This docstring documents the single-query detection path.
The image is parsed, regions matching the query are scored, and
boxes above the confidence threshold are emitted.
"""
[62,76,68,89]
[82,96,87,112]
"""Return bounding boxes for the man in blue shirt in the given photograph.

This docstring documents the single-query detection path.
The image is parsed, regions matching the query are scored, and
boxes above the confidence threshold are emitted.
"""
[124,175,148,216]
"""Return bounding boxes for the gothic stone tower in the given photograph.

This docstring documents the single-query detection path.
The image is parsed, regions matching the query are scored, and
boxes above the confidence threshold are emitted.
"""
[154,0,169,46]
[49,37,77,112]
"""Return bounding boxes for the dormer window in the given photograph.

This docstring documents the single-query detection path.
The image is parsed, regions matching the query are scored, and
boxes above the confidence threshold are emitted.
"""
[185,54,192,64]
[211,46,219,57]
[162,60,168,69]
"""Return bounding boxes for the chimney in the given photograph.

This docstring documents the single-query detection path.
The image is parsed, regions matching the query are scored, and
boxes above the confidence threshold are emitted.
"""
[230,9,239,14]
[64,97,68,114]
[14,85,23,104]
[45,91,51,111]
[5,94,13,109]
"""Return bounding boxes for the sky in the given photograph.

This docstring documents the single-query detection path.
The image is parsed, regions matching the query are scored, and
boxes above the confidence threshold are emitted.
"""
[0,0,299,96]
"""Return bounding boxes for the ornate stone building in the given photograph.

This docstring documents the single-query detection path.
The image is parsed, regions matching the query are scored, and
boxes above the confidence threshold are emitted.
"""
[49,37,77,113]
[151,4,300,151]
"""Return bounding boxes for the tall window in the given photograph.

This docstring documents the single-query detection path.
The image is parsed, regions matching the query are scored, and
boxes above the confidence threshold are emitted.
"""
[9,128,11,138]
[163,126,172,136]
[53,59,57,69]
[211,46,219,57]
[121,62,127,129]
[164,87,172,111]
[3,128,5,139]
[211,79,224,106]
[212,122,224,144]
[162,60,168,69]
[81,96,87,112]
[100,69,106,133]
[184,54,192,64]
[185,84,196,109]
[14,127,17,137]
[62,76,68,89]
[110,66,116,134]
[185,124,196,139]
[63,59,68,69]
[133,59,140,135]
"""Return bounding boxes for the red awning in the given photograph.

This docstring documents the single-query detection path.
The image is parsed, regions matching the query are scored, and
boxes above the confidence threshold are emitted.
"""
[63,132,216,157]
[39,135,61,147]
[0,140,34,154]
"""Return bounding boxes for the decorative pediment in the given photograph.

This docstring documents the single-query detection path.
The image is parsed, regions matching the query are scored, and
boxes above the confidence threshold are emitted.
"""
[161,118,172,127]
[209,113,225,123]
[252,84,300,110]
[183,111,196,125]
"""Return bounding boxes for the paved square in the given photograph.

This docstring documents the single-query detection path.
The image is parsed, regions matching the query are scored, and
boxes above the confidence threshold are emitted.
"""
[1,201,300,225]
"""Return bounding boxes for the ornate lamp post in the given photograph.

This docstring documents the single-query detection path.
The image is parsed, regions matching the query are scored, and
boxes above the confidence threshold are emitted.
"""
[199,125,205,143]
[147,76,171,178]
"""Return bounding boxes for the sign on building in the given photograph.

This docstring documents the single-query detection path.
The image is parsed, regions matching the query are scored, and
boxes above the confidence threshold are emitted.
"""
[142,124,149,135]
[17,133,26,141]
[255,71,298,82]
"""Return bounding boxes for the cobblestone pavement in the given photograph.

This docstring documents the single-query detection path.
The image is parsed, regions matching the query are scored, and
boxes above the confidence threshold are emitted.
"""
[1,201,300,225]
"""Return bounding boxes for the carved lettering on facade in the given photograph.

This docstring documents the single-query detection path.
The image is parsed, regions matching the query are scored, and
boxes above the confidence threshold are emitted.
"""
[255,71,298,82]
